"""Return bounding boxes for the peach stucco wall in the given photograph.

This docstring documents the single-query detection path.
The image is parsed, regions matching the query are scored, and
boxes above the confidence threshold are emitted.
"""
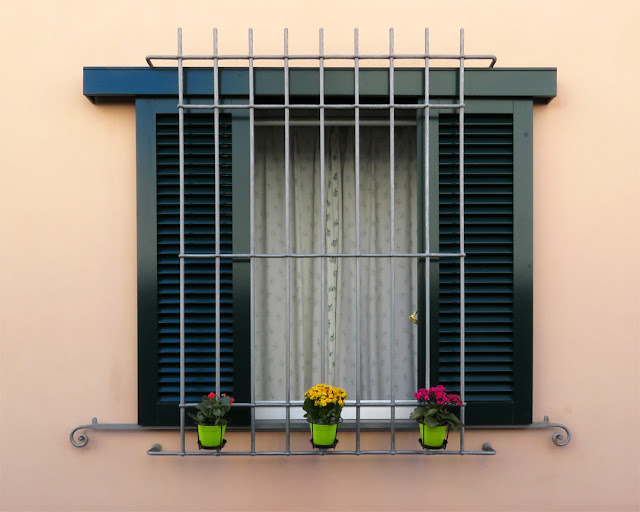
[1,1,639,511]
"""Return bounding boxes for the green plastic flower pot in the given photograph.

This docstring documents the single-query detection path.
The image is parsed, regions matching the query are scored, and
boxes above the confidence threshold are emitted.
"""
[197,424,226,448]
[419,423,448,448]
[310,423,338,446]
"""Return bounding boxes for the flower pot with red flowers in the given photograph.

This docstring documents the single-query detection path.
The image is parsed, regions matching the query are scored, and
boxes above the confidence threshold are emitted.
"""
[302,384,347,448]
[188,392,234,449]
[410,385,463,449]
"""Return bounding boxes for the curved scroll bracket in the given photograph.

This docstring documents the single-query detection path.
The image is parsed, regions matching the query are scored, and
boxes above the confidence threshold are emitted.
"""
[70,417,98,447]
[541,416,572,447]
[469,416,571,447]
[70,418,171,448]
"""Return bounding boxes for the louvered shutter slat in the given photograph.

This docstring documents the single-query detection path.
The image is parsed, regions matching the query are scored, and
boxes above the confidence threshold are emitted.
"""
[438,113,515,405]
[156,113,233,404]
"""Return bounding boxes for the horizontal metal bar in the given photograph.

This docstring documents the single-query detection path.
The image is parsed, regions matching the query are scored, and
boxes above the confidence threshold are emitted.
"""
[147,444,496,456]
[180,400,443,408]
[71,417,571,448]
[146,53,496,66]
[245,420,423,430]
[254,120,416,126]
[70,418,178,447]
[474,416,572,446]
[179,252,465,259]
[179,103,463,110]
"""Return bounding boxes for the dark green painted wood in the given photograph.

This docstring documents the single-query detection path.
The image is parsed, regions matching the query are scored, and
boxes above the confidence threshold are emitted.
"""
[230,105,251,426]
[84,67,557,104]
[428,101,442,391]
[416,101,445,389]
[156,110,234,404]
[428,99,533,425]
[416,107,426,388]
[155,98,233,426]
[137,99,238,426]
[512,99,534,424]
[136,98,160,425]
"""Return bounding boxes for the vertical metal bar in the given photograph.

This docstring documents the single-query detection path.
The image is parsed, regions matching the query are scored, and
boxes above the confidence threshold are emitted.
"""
[284,28,291,455]
[388,27,396,453]
[248,28,257,455]
[424,28,431,389]
[354,27,361,455]
[177,27,186,455]
[319,28,327,384]
[214,29,221,398]
[458,28,466,453]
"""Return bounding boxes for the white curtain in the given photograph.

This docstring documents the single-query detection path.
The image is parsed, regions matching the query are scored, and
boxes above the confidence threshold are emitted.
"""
[254,125,418,402]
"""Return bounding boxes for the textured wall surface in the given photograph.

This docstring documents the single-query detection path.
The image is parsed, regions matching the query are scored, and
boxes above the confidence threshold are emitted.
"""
[1,1,638,510]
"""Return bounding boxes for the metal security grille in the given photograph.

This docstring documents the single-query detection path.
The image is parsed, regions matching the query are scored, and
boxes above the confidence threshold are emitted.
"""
[147,27,498,456]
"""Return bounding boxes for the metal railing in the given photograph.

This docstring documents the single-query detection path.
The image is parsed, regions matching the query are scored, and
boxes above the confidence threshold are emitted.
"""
[150,27,495,456]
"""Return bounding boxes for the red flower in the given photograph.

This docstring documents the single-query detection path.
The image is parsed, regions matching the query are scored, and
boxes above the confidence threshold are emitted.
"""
[208,392,216,399]
[230,397,235,404]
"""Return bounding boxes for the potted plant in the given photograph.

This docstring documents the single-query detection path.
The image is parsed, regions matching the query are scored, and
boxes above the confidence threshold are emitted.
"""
[302,383,347,447]
[410,385,463,449]
[188,392,234,449]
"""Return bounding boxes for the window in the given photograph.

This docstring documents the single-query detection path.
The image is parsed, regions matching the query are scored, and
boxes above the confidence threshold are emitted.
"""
[253,120,419,409]
[84,64,556,428]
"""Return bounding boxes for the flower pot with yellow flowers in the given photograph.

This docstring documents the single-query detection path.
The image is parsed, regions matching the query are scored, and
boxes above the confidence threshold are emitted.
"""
[188,392,234,449]
[303,383,347,448]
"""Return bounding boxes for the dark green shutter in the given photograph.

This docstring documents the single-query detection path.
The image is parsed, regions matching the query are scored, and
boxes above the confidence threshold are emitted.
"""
[138,101,234,425]
[156,112,233,404]
[432,108,532,425]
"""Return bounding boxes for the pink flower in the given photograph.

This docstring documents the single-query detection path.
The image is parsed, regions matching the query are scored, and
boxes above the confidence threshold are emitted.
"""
[415,385,463,407]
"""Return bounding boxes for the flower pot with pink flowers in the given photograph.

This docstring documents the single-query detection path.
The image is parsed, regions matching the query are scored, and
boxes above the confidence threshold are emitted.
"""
[188,392,234,449]
[410,385,463,449]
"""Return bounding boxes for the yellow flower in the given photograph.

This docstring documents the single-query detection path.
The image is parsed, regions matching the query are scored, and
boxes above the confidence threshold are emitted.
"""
[305,383,348,409]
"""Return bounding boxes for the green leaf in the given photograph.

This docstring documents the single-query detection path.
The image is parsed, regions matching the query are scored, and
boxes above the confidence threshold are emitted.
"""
[424,416,441,427]
[410,407,426,421]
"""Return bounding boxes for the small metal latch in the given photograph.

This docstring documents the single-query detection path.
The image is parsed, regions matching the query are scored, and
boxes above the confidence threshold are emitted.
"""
[409,311,418,324]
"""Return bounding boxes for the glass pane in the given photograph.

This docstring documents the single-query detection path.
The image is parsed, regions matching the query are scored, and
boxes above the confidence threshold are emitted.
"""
[254,124,418,406]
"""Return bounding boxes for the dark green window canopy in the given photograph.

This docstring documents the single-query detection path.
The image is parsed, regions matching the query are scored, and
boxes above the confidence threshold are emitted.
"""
[83,67,556,103]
